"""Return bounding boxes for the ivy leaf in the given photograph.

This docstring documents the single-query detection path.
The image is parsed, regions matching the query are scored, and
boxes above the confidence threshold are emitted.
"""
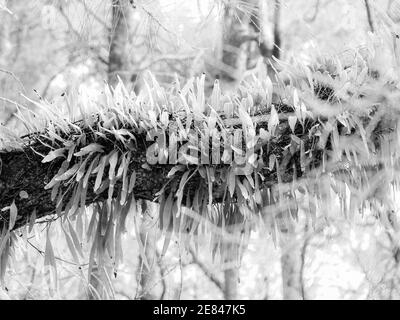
[268,105,279,134]
[54,163,80,181]
[120,163,129,205]
[67,219,84,258]
[293,89,300,108]
[42,148,65,163]
[167,165,185,178]
[29,209,36,234]
[300,140,306,172]
[74,143,104,157]
[9,200,17,230]
[160,111,169,127]
[269,154,276,171]
[176,171,190,215]
[62,224,80,265]
[224,101,234,117]
[76,157,90,182]
[128,170,136,194]
[259,128,270,142]
[179,153,199,165]
[83,155,100,189]
[291,134,301,145]
[228,171,236,197]
[210,79,221,110]
[161,193,173,232]
[265,76,273,106]
[288,115,297,133]
[162,230,173,257]
[94,156,107,191]
[238,104,253,129]
[108,151,119,181]
[237,180,249,200]
[44,230,56,272]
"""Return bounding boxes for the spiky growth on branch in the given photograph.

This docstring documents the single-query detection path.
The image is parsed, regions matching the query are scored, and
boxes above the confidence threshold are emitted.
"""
[1,29,400,286]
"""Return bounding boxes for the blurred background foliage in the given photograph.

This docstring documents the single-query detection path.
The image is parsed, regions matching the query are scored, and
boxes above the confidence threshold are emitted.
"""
[1,0,400,300]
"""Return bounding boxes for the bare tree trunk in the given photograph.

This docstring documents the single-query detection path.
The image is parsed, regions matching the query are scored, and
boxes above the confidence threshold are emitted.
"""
[213,0,259,92]
[223,244,239,300]
[221,206,245,300]
[108,0,133,87]
[248,0,281,63]
[364,0,374,32]
[88,0,135,299]
[217,1,284,299]
[270,189,305,300]
[279,223,304,300]
[271,0,282,61]
[137,200,162,300]
[88,0,146,299]
[107,0,161,300]
[211,1,259,298]
[220,6,250,84]
[215,0,282,90]
[250,1,306,300]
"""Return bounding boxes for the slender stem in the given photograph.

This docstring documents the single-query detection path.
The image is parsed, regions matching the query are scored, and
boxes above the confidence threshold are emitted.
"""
[364,0,374,32]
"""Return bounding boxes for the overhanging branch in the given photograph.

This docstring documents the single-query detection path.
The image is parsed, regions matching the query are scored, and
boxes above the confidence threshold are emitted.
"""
[0,106,318,230]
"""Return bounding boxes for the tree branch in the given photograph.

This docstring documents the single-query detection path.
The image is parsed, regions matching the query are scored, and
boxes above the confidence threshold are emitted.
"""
[0,106,311,231]
[0,86,395,232]
[189,247,224,292]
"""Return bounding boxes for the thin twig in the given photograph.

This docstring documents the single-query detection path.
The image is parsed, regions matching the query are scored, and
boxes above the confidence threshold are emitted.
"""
[0,68,26,93]
[26,239,83,267]
[79,0,110,30]
[188,246,224,292]
[137,3,176,37]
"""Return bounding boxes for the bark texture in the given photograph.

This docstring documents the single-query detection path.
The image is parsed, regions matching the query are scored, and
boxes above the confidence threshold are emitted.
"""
[0,108,313,231]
